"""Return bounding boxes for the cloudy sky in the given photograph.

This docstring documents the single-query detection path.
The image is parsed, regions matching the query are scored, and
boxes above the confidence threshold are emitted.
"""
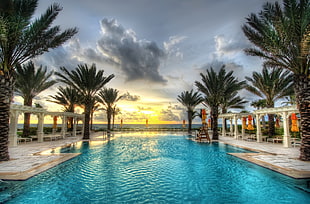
[15,0,281,124]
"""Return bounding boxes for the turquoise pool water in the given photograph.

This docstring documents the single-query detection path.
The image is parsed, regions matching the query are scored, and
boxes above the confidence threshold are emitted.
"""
[1,133,310,203]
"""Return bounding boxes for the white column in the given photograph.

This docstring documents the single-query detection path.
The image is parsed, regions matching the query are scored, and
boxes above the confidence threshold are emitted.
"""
[222,118,226,136]
[256,114,262,142]
[61,115,67,139]
[242,117,245,138]
[9,111,19,147]
[73,116,77,137]
[233,115,238,139]
[230,118,233,134]
[37,113,44,143]
[282,111,291,147]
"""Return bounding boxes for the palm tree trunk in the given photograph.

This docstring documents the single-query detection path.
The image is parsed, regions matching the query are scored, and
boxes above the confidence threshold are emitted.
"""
[112,108,115,130]
[83,105,91,140]
[267,114,275,137]
[211,106,219,140]
[107,107,112,131]
[187,111,192,133]
[22,98,32,137]
[0,75,14,161]
[23,113,31,137]
[90,111,93,131]
[295,75,310,161]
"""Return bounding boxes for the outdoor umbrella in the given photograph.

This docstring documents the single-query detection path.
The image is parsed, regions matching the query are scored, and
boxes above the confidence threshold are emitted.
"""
[247,115,254,130]
[291,113,299,132]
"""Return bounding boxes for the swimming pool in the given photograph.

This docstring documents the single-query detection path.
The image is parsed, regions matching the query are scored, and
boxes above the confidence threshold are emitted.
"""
[1,133,310,203]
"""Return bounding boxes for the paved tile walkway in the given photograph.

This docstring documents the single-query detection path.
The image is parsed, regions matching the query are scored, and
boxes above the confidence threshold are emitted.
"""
[218,136,310,178]
[0,132,309,180]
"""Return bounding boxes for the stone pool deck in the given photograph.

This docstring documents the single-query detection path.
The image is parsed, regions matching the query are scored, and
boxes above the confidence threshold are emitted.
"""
[0,132,310,180]
[219,136,310,179]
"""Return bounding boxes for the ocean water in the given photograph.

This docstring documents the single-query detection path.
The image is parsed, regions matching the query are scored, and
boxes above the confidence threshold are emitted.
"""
[17,123,215,130]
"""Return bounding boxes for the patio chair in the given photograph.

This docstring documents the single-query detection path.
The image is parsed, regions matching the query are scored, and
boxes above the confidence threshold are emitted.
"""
[291,138,301,147]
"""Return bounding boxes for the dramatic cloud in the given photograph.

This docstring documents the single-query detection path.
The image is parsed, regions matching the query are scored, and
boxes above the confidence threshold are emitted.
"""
[164,35,187,59]
[97,18,167,83]
[214,35,249,58]
[121,92,141,101]
[158,109,180,121]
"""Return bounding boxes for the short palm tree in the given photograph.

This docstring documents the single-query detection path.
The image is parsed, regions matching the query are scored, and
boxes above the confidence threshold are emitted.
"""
[98,88,122,132]
[242,0,310,160]
[251,99,267,129]
[55,64,114,139]
[221,93,247,132]
[177,89,203,132]
[48,86,79,113]
[245,67,294,137]
[15,61,57,137]
[48,86,80,130]
[195,65,245,140]
[0,0,77,161]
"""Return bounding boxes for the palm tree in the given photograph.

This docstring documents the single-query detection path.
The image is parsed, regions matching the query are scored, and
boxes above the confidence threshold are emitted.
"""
[281,95,297,106]
[98,88,122,132]
[89,97,100,131]
[112,106,121,130]
[177,89,203,133]
[242,0,310,160]
[245,67,294,137]
[220,79,247,131]
[14,61,57,137]
[195,65,245,140]
[251,99,267,129]
[55,64,114,139]
[49,86,79,112]
[0,0,77,161]
[48,86,80,130]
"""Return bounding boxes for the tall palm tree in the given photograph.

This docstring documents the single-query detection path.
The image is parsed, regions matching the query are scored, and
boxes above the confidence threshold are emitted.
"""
[177,89,203,132]
[0,0,77,161]
[195,65,245,140]
[98,88,122,132]
[245,67,294,137]
[89,97,100,131]
[112,106,121,130]
[15,61,57,137]
[55,64,114,139]
[242,0,310,160]
[48,86,80,130]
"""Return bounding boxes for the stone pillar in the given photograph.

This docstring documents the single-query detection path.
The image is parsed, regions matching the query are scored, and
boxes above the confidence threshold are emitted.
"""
[9,110,19,147]
[37,113,44,143]
[234,115,238,139]
[282,111,291,148]
[230,118,233,135]
[73,116,77,137]
[222,117,226,136]
[256,114,262,143]
[242,118,245,138]
[61,115,67,139]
